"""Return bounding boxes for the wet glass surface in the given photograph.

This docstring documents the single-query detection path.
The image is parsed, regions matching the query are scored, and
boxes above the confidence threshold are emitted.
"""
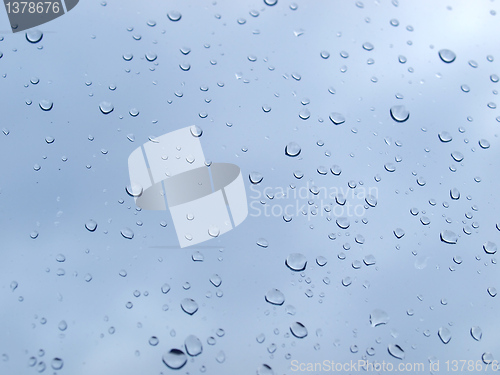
[0,0,499,374]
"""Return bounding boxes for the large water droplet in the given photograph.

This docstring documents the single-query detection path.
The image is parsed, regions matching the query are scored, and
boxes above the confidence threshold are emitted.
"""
[210,274,222,287]
[387,344,405,359]
[180,298,198,315]
[265,289,285,305]
[470,326,482,341]
[162,349,187,369]
[336,217,350,229]
[451,151,464,162]
[487,287,497,297]
[120,228,134,239]
[285,142,301,157]
[26,30,43,43]
[450,188,460,200]
[438,49,456,63]
[285,253,307,271]
[329,112,345,125]
[51,358,63,370]
[290,322,308,338]
[39,100,53,111]
[190,125,203,137]
[483,241,497,254]
[249,172,263,184]
[184,335,203,356]
[479,139,491,149]
[438,327,452,344]
[365,194,377,207]
[85,219,97,232]
[390,105,410,122]
[440,230,457,244]
[394,228,405,239]
[99,102,114,114]
[438,131,453,142]
[264,0,278,6]
[167,11,182,21]
[482,352,494,364]
[370,309,389,327]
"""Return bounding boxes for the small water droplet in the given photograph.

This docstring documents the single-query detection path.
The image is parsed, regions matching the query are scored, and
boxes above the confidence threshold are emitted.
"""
[470,326,482,341]
[387,344,405,359]
[120,228,134,239]
[285,142,301,157]
[249,172,263,184]
[99,101,114,114]
[440,230,457,244]
[257,238,269,248]
[85,220,97,232]
[329,112,346,125]
[438,131,453,142]
[167,11,182,21]
[370,309,389,327]
[483,241,497,254]
[438,327,452,344]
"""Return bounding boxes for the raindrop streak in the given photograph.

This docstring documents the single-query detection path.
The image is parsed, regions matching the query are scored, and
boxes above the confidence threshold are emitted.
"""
[440,230,458,244]
[180,298,198,315]
[438,49,456,63]
[162,349,187,369]
[390,105,410,122]
[290,322,308,338]
[184,335,203,356]
[285,253,307,271]
[285,142,301,157]
[387,344,405,360]
[438,327,452,344]
[370,309,389,327]
[265,289,285,305]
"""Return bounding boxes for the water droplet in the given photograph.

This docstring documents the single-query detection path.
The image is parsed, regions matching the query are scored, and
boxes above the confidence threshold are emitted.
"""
[120,228,134,239]
[364,254,376,266]
[320,51,330,59]
[329,112,345,125]
[184,335,203,356]
[330,165,342,175]
[285,142,301,157]
[384,163,396,172]
[298,109,310,120]
[482,352,494,364]
[483,241,497,254]
[487,287,497,297]
[249,171,263,184]
[85,220,97,232]
[180,298,198,315]
[51,358,63,370]
[264,0,278,5]
[438,49,456,63]
[162,349,187,369]
[123,53,133,61]
[99,101,114,114]
[370,309,389,327]
[257,238,269,248]
[470,326,482,341]
[451,151,464,162]
[336,217,350,229]
[438,327,452,344]
[362,42,374,51]
[461,84,470,93]
[39,100,53,111]
[148,336,159,346]
[394,228,405,238]
[179,62,191,71]
[210,274,222,287]
[387,344,405,360]
[26,30,43,43]
[290,322,308,338]
[58,320,67,331]
[450,188,460,200]
[365,195,377,207]
[167,11,182,21]
[316,256,327,266]
[257,364,275,375]
[285,253,307,271]
[265,289,285,305]
[129,108,139,117]
[390,105,410,122]
[440,230,458,244]
[479,139,490,149]
[438,131,453,142]
[126,184,143,197]
[145,52,157,62]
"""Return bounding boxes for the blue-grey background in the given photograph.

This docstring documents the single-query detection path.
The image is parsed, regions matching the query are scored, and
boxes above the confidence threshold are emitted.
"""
[0,0,499,374]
